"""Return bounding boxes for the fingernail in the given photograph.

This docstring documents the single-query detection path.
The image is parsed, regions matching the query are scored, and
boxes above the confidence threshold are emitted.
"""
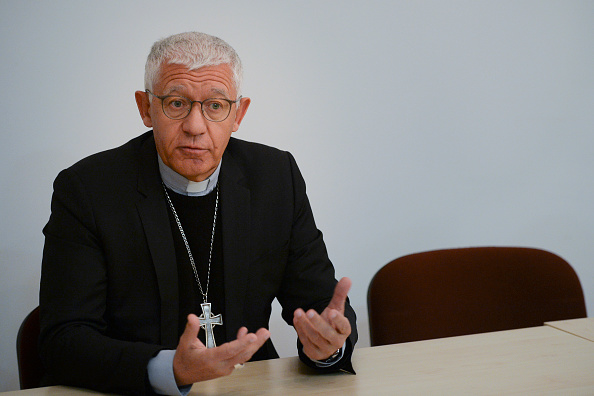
[307,311,314,319]
[329,311,337,319]
[295,310,302,318]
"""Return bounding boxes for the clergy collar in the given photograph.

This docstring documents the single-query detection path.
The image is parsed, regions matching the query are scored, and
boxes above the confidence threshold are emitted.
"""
[158,155,221,196]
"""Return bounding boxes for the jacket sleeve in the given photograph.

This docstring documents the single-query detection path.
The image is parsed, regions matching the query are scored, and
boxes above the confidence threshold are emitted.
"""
[39,167,163,395]
[275,152,358,373]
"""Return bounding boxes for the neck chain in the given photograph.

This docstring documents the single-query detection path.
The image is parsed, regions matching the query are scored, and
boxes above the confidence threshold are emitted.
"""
[163,183,219,303]
[163,182,223,348]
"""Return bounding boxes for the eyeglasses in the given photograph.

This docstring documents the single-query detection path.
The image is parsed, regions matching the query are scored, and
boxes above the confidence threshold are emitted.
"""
[146,90,241,122]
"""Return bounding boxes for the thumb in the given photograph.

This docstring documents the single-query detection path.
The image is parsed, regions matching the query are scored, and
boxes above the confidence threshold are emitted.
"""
[327,277,352,313]
[179,314,202,346]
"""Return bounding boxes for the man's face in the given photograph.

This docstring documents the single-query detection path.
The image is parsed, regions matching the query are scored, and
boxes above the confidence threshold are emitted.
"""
[135,63,250,182]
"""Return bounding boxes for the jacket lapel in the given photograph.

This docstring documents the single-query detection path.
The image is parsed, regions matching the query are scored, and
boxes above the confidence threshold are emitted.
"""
[134,135,252,345]
[220,148,252,340]
[135,136,179,347]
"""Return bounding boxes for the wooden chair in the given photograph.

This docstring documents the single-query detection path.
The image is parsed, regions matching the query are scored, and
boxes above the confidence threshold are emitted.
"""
[16,306,45,389]
[367,247,587,346]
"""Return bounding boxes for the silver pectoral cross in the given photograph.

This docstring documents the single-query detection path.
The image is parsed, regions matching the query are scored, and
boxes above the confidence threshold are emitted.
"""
[198,302,222,348]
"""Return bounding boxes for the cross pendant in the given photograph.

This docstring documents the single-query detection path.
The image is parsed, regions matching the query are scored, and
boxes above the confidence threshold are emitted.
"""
[198,302,223,348]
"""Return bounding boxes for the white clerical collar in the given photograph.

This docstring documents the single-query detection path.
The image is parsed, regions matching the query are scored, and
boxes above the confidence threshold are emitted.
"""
[158,155,221,196]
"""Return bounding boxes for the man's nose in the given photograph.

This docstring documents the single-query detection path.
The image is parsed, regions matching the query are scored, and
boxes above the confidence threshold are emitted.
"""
[182,104,208,135]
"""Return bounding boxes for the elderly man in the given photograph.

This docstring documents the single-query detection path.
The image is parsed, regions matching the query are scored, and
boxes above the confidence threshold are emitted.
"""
[39,32,357,395]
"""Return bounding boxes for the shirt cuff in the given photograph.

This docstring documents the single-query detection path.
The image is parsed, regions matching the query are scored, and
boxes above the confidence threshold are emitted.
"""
[147,349,192,396]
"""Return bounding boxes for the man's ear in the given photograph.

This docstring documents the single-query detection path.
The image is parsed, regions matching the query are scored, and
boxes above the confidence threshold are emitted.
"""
[135,90,153,127]
[231,97,251,132]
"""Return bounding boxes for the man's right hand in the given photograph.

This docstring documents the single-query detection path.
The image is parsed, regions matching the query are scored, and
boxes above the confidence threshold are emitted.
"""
[173,314,270,386]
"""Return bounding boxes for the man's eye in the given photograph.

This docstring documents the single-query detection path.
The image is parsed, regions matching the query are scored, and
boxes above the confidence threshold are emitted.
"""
[208,101,223,110]
[165,97,189,109]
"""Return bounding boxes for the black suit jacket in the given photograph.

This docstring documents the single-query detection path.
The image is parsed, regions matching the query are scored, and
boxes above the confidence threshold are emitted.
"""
[40,132,357,395]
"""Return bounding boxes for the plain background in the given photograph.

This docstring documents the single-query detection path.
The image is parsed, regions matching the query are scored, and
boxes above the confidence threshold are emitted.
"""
[1,0,592,391]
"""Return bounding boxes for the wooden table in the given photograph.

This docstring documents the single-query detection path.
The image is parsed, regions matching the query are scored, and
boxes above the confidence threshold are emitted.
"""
[194,324,594,395]
[4,319,594,395]
[546,317,594,342]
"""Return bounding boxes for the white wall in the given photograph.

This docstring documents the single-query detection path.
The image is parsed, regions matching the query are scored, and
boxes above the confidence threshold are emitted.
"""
[1,0,592,391]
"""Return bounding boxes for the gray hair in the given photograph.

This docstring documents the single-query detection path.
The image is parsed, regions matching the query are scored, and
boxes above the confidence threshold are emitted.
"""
[144,32,243,96]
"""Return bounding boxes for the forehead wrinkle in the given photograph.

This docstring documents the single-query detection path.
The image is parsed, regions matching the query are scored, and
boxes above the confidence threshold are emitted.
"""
[159,70,235,98]
[160,64,233,82]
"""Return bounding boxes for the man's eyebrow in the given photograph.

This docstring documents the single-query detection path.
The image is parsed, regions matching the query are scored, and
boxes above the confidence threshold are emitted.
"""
[209,88,230,98]
[162,85,186,95]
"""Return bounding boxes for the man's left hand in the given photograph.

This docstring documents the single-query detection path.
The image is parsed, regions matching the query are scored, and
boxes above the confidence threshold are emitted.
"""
[293,277,352,361]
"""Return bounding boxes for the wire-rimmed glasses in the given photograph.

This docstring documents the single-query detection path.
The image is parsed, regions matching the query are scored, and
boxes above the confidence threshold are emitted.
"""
[146,90,241,122]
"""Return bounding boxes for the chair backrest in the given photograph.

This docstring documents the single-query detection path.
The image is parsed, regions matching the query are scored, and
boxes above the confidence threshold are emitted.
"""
[367,247,587,346]
[16,306,44,389]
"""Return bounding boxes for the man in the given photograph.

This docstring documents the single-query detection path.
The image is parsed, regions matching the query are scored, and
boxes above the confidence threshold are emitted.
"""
[40,32,357,395]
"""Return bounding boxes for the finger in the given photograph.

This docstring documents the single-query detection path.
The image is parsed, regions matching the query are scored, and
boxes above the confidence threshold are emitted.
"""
[179,314,203,347]
[293,309,314,341]
[231,328,271,364]
[173,315,206,385]
[255,327,271,340]
[217,334,256,360]
[326,309,352,335]
[304,309,344,347]
[294,314,338,360]
[327,277,352,313]
[307,309,336,337]
[236,326,248,339]
[293,309,307,340]
[295,310,334,353]
[221,328,270,366]
[218,328,270,361]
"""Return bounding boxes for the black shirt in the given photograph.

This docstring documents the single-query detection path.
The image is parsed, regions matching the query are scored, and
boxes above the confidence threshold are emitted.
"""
[165,187,226,347]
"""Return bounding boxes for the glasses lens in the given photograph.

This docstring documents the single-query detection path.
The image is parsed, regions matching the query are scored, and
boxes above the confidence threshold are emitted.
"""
[202,99,231,122]
[162,96,191,119]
